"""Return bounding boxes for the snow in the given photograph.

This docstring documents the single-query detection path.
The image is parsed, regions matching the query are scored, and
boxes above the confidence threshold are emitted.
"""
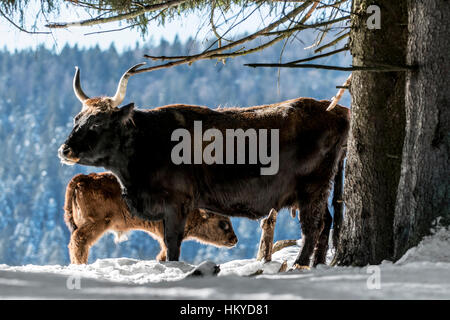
[0,228,449,299]
[396,226,450,264]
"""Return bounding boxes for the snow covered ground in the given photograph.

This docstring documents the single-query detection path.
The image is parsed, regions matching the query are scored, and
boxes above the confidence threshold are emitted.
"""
[0,227,449,299]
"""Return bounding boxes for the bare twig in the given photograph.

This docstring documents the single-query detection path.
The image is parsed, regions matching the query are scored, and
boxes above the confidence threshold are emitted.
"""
[302,0,320,21]
[134,2,316,75]
[74,1,116,11]
[262,15,350,36]
[209,0,231,48]
[304,4,341,50]
[145,39,283,62]
[83,8,166,36]
[245,63,415,72]
[83,23,140,35]
[209,34,287,60]
[272,239,298,254]
[45,0,187,28]
[317,0,348,10]
[284,45,348,64]
[0,8,51,34]
[314,31,349,53]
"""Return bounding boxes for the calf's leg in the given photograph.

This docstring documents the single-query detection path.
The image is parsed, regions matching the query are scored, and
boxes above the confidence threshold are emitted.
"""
[156,239,167,262]
[68,222,106,264]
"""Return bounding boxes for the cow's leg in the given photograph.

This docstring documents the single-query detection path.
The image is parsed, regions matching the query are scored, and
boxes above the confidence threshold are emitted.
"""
[312,207,332,266]
[293,209,321,268]
[68,222,106,264]
[163,206,187,261]
[293,192,328,268]
[156,239,167,262]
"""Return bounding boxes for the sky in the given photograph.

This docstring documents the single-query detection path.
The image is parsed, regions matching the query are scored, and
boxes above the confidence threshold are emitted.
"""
[0,2,267,53]
[0,7,201,52]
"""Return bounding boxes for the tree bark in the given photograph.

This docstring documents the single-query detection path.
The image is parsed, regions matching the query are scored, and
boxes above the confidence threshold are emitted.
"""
[393,0,450,260]
[335,0,407,265]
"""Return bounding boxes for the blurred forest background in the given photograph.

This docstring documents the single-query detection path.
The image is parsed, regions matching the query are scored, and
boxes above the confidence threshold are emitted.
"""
[0,32,350,265]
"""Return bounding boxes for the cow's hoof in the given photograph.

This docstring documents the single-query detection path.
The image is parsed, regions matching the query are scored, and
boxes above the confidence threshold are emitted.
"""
[291,263,311,271]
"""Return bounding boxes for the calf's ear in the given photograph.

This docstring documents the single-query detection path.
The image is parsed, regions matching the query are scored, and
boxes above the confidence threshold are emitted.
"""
[118,102,135,124]
[198,209,210,219]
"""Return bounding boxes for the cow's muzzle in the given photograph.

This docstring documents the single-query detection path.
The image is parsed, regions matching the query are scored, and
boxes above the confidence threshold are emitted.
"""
[58,144,80,165]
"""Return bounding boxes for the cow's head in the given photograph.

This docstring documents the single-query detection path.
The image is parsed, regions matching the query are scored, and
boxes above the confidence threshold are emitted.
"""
[58,63,144,167]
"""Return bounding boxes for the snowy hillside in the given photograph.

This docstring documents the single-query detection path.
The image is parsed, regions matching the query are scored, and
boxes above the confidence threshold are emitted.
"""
[0,227,448,299]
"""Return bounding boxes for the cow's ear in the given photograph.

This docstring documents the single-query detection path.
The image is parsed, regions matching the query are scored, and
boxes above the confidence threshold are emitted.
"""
[118,103,135,124]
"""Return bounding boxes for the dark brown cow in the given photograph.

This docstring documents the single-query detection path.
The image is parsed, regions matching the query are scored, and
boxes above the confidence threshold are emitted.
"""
[64,172,237,264]
[59,64,349,267]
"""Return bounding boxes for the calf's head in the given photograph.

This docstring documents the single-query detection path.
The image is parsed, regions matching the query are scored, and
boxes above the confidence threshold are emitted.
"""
[188,210,238,248]
[58,63,144,167]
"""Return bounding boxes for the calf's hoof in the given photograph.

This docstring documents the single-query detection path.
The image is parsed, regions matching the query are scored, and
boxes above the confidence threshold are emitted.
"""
[291,263,311,271]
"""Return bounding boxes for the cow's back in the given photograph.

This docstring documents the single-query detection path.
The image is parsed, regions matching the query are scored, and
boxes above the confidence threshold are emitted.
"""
[152,98,349,218]
[112,97,349,221]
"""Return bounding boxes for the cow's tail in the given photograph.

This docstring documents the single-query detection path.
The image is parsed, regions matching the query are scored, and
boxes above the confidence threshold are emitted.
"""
[332,152,345,251]
[331,105,350,250]
[63,176,80,233]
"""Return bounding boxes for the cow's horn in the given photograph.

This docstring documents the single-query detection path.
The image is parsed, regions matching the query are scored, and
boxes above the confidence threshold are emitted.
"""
[111,63,146,108]
[73,67,90,103]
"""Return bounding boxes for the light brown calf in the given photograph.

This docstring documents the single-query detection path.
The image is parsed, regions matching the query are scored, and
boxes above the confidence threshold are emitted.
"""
[64,172,238,264]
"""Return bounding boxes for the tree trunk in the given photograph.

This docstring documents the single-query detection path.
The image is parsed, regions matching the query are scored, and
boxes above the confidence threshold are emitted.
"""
[393,0,450,260]
[335,0,407,265]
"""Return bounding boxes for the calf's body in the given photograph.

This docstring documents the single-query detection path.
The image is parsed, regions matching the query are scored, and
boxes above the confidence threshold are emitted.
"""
[64,172,237,264]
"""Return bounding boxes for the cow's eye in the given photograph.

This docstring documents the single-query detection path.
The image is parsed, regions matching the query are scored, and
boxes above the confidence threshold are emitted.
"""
[90,123,101,130]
